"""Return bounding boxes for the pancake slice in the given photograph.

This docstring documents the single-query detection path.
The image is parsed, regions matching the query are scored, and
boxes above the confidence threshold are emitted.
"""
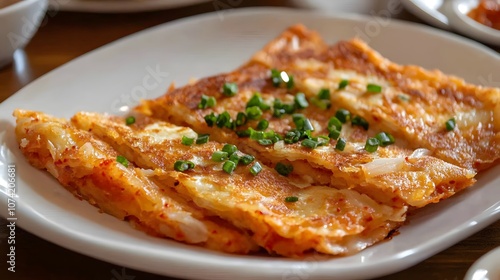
[13,109,257,254]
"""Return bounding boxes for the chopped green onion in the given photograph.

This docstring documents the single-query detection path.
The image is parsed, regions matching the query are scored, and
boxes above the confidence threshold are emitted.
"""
[216,111,231,128]
[222,160,236,174]
[285,196,299,203]
[301,138,318,149]
[365,137,380,153]
[329,129,341,140]
[293,114,314,131]
[328,117,343,132]
[236,128,252,138]
[116,155,129,167]
[204,113,217,127]
[125,116,136,126]
[275,162,293,177]
[366,83,382,93]
[352,116,369,130]
[256,119,269,131]
[316,135,330,146]
[212,151,229,162]
[250,162,263,176]
[246,93,270,110]
[222,144,238,156]
[273,108,286,118]
[284,130,301,144]
[335,138,346,151]
[198,94,216,109]
[174,160,195,172]
[246,106,263,120]
[181,136,195,146]
[240,155,255,165]
[235,112,247,127]
[258,139,273,146]
[249,128,265,140]
[338,79,349,90]
[222,82,238,96]
[196,134,209,144]
[283,103,296,114]
[310,97,331,110]
[318,88,331,100]
[270,69,294,89]
[229,153,240,164]
[445,118,456,131]
[335,109,351,123]
[294,93,309,109]
[375,132,395,147]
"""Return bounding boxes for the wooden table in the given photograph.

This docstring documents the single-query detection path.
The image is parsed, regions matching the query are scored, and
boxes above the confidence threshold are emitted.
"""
[1,1,498,279]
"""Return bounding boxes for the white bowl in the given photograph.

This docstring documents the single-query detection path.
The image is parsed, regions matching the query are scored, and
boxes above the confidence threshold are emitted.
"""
[465,246,500,280]
[0,0,48,68]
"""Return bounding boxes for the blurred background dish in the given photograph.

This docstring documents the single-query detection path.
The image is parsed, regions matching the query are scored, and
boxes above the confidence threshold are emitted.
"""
[48,0,209,13]
[0,0,48,68]
[290,0,395,15]
[464,246,500,280]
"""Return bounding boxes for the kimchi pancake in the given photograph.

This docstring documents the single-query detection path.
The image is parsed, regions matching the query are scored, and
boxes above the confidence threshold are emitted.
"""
[13,110,257,254]
[72,112,406,257]
[138,25,478,208]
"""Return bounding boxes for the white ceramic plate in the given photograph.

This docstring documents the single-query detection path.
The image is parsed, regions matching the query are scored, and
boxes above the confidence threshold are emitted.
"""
[48,0,209,13]
[0,7,499,280]
[401,0,451,29]
[465,246,500,280]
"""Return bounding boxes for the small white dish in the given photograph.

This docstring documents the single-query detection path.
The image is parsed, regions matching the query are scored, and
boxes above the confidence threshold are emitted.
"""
[465,246,500,280]
[444,0,500,46]
[0,0,48,68]
[402,0,500,45]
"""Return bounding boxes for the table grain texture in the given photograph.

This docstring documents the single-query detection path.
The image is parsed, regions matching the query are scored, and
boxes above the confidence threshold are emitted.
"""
[0,1,498,279]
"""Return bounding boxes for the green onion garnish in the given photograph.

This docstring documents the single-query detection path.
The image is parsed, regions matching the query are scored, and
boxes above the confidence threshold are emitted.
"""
[250,162,263,176]
[249,129,265,140]
[181,136,195,146]
[301,138,318,149]
[284,130,301,144]
[246,106,263,120]
[329,129,341,140]
[229,153,240,164]
[375,132,395,147]
[286,75,295,89]
[335,109,351,123]
[222,144,238,156]
[398,94,410,102]
[294,93,309,109]
[293,114,314,131]
[222,82,238,96]
[116,155,129,167]
[271,69,281,87]
[310,97,331,110]
[338,79,349,90]
[445,118,456,131]
[328,117,343,132]
[246,93,270,110]
[275,162,293,177]
[285,196,299,203]
[196,134,209,144]
[125,116,136,126]
[236,128,252,138]
[174,160,195,172]
[366,83,382,93]
[198,94,216,109]
[318,88,331,100]
[365,137,380,153]
[270,69,294,89]
[216,111,231,128]
[352,116,369,130]
[335,138,346,151]
[204,113,217,127]
[240,155,255,165]
[222,160,237,174]
[258,139,273,146]
[235,112,247,127]
[212,151,229,162]
[256,119,269,131]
